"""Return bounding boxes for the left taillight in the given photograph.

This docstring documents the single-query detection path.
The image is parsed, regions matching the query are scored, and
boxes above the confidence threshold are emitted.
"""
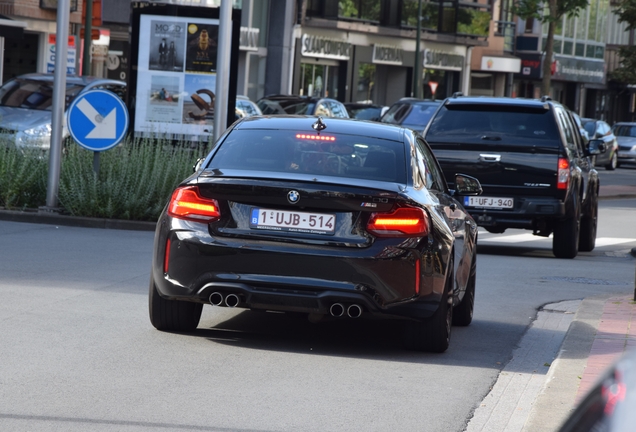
[557,157,570,190]
[167,186,221,222]
[367,206,429,237]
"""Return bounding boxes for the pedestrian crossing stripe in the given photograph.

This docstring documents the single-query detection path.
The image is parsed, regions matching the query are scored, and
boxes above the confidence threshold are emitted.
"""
[478,232,636,248]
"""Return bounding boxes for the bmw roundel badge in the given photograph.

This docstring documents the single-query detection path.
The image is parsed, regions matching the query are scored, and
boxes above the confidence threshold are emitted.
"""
[287,190,300,204]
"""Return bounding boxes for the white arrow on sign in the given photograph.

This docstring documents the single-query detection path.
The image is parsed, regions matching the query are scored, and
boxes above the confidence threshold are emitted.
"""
[77,98,117,139]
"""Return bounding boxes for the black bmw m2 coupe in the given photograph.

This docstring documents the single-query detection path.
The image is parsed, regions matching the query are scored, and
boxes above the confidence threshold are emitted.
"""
[149,116,482,352]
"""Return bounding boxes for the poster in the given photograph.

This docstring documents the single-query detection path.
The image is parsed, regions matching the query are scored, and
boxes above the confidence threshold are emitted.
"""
[135,15,219,139]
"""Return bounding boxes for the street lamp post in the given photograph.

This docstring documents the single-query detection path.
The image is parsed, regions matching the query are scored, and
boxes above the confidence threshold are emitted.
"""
[412,0,423,99]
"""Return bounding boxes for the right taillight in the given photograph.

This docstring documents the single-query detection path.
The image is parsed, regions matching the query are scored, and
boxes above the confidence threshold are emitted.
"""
[168,186,221,222]
[367,206,429,237]
[557,157,570,190]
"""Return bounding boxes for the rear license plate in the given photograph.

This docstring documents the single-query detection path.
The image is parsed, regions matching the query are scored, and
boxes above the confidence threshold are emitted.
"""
[464,196,514,209]
[250,208,336,235]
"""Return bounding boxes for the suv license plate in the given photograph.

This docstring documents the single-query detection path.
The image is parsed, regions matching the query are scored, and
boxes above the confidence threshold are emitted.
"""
[464,196,514,209]
[250,208,336,235]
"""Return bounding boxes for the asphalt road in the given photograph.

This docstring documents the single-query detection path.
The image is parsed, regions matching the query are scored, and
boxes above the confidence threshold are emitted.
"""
[0,198,634,432]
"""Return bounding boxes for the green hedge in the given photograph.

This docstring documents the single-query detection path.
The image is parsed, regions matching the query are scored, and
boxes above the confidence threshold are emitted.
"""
[0,137,211,221]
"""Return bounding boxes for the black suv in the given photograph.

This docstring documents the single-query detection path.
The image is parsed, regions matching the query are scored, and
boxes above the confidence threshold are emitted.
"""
[423,95,604,259]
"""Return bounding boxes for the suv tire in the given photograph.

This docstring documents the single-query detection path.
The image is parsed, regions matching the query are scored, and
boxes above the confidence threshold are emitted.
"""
[579,191,598,252]
[552,207,581,259]
[149,275,203,331]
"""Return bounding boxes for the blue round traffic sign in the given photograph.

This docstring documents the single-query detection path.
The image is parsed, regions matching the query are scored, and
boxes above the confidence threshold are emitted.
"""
[67,89,129,152]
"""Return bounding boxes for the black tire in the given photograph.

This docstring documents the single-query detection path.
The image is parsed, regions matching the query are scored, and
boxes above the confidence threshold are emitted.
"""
[605,152,617,171]
[552,212,580,259]
[402,267,453,353]
[579,192,598,252]
[453,254,476,327]
[149,276,203,332]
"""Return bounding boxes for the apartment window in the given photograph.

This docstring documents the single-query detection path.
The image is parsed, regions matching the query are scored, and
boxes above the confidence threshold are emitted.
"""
[339,0,381,22]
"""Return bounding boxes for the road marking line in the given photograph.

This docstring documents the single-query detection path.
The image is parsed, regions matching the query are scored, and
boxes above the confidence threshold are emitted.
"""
[478,232,636,248]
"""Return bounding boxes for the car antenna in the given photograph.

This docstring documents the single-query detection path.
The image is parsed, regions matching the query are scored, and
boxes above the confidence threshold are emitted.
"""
[312,117,327,133]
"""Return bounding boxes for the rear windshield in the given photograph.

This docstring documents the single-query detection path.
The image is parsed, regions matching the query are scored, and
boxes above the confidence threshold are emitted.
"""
[258,99,315,115]
[209,129,407,183]
[613,124,636,138]
[382,102,439,128]
[425,105,561,145]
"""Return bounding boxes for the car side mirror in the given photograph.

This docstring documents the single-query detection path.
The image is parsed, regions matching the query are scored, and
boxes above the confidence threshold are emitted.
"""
[587,139,605,155]
[193,158,204,172]
[454,174,482,196]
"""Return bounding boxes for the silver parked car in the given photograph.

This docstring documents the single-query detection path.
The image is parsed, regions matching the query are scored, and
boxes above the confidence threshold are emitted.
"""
[582,118,619,170]
[611,122,636,166]
[0,73,126,150]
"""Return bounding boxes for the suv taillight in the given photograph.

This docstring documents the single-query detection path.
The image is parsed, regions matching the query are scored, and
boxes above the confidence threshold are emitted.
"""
[557,158,570,190]
[367,206,429,237]
[168,186,221,222]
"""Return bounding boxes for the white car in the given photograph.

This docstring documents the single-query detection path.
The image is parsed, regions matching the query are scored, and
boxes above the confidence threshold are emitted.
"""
[0,73,126,150]
[612,122,636,166]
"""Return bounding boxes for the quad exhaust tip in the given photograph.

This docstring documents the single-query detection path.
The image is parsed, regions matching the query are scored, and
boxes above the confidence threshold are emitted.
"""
[209,292,224,306]
[225,293,240,308]
[330,303,363,318]
[330,303,345,317]
[347,304,362,318]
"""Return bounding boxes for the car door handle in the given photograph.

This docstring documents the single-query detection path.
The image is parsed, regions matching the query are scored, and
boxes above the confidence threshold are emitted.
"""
[479,154,501,162]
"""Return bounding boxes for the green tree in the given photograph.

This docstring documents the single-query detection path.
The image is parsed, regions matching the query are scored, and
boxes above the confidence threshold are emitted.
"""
[514,0,588,96]
[612,0,636,84]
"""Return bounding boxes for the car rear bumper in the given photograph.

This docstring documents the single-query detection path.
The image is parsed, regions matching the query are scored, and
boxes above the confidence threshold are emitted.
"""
[152,218,449,320]
[466,196,566,229]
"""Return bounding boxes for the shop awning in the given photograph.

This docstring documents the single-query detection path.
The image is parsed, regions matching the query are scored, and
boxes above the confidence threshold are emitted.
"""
[0,17,27,39]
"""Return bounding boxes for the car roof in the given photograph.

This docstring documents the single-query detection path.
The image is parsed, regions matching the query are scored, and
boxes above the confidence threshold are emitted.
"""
[259,94,341,103]
[234,115,406,141]
[12,73,125,87]
[443,96,553,109]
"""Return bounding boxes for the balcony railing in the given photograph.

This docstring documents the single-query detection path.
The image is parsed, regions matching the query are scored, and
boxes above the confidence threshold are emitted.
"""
[495,21,516,53]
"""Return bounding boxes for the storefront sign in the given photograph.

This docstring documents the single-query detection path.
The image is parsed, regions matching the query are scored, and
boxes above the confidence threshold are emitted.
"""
[47,34,77,75]
[301,34,351,60]
[240,27,259,51]
[372,44,403,65]
[481,56,521,73]
[552,55,605,84]
[515,53,543,79]
[423,49,464,71]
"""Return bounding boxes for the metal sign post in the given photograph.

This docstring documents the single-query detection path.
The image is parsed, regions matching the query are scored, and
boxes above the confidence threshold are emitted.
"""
[213,0,232,142]
[45,0,70,210]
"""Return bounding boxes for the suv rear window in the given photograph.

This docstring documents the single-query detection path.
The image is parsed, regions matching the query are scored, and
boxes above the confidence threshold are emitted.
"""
[426,105,561,145]
[382,102,438,126]
[258,98,315,115]
[209,129,406,183]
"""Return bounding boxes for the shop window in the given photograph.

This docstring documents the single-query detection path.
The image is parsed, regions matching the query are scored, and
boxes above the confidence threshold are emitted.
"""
[553,39,562,54]
[356,63,376,102]
[563,40,573,55]
[586,45,596,58]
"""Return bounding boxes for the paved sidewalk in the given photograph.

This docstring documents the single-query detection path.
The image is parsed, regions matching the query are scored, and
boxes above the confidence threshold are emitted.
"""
[575,295,636,402]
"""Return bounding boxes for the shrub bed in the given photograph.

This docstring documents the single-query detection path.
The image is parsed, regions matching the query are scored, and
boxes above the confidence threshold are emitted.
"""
[0,138,209,221]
